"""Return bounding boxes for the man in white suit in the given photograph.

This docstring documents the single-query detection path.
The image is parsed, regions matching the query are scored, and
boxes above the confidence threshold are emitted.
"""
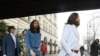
[59,13,81,56]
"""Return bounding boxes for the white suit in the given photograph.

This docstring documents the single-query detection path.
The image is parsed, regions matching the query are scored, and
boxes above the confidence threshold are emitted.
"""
[59,24,80,56]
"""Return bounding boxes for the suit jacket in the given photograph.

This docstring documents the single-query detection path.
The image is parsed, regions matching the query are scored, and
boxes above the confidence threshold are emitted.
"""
[59,24,80,56]
[2,34,21,56]
[90,41,99,56]
[0,39,3,56]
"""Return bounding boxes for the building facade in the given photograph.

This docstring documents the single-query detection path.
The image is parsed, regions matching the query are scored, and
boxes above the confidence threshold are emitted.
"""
[2,14,58,54]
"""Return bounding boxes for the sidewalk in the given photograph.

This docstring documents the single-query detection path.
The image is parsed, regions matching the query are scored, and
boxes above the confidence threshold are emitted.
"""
[84,52,90,56]
[45,53,90,56]
[45,54,58,56]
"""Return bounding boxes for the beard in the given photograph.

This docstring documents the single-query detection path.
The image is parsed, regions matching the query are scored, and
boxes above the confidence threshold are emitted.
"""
[34,26,38,29]
[74,21,80,27]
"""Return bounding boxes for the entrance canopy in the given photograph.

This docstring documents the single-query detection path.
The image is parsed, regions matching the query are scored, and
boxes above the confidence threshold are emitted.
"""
[0,0,100,19]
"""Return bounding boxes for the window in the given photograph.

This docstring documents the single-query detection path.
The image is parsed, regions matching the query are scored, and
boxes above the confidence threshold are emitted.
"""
[45,22,47,31]
[43,20,45,30]
[51,26,52,34]
[23,17,29,22]
[38,16,41,25]
[38,16,41,22]
[54,29,56,35]
[47,24,49,32]
[29,16,36,22]
[35,16,36,20]
[46,15,50,19]
[36,16,39,21]
[54,14,56,19]
[49,25,51,33]
[44,37,47,42]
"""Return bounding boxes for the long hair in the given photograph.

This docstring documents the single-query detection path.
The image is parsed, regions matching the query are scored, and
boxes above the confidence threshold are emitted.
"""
[30,20,40,33]
[66,13,79,26]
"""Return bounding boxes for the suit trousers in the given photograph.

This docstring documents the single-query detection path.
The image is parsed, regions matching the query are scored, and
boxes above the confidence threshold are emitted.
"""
[15,48,18,56]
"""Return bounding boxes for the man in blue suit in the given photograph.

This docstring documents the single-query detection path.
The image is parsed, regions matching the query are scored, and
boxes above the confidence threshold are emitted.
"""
[2,26,22,56]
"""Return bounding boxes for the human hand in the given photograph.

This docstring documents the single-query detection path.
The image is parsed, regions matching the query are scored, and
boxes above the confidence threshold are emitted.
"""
[30,50,36,56]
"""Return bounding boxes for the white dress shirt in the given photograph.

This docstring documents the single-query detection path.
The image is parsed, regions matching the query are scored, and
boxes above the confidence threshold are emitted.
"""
[10,33,16,48]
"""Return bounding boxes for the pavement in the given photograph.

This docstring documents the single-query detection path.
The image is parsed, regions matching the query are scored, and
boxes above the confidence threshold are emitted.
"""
[45,52,90,56]
[84,52,100,56]
[45,54,58,56]
[84,53,100,56]
[45,53,100,56]
[84,52,90,56]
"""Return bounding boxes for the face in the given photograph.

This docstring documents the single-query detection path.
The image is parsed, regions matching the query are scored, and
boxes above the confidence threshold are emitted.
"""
[10,28,15,34]
[75,17,80,27]
[76,17,80,23]
[96,39,99,43]
[42,42,44,44]
[33,21,39,29]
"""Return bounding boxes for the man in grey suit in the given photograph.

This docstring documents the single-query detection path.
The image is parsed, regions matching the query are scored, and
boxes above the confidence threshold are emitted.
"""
[2,26,22,56]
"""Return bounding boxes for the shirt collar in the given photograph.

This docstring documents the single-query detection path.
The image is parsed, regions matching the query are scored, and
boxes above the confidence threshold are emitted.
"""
[66,24,77,28]
[10,33,15,36]
[72,24,77,29]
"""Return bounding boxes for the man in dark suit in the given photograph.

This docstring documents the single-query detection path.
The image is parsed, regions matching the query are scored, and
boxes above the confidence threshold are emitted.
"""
[2,26,22,56]
[0,39,2,56]
[80,46,85,56]
[90,39,99,56]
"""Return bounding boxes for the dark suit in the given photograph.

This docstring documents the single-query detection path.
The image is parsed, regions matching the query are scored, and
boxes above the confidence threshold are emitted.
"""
[2,34,21,56]
[0,39,3,56]
[90,41,99,56]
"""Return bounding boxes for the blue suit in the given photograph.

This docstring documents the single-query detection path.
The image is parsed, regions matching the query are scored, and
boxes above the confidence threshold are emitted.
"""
[2,34,21,56]
[25,30,41,56]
